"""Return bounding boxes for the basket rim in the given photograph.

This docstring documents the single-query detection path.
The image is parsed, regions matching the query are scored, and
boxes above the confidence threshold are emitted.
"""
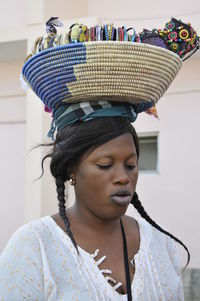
[22,40,182,70]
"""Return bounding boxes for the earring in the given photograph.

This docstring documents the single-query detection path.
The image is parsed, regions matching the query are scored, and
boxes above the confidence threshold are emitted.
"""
[69,178,76,185]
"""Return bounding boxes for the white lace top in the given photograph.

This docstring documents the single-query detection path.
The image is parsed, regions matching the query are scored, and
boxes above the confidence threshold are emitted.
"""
[0,215,185,300]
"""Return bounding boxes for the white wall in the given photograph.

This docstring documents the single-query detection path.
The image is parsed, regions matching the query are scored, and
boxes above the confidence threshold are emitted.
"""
[0,61,26,250]
[88,0,200,22]
[0,0,27,28]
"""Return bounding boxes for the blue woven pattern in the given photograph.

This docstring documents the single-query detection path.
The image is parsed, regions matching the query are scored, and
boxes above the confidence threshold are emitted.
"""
[22,43,86,109]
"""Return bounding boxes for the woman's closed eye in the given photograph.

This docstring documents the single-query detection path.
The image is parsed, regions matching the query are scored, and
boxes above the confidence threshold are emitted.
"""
[96,164,136,170]
[126,164,136,170]
[96,164,112,169]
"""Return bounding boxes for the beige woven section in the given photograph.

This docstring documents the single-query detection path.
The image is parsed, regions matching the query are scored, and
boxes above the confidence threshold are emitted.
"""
[62,41,182,104]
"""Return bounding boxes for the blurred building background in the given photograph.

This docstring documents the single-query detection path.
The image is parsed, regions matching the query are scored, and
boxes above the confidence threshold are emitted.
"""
[0,1,199,300]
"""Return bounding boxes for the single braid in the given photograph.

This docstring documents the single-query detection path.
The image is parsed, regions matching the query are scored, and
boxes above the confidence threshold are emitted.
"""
[132,191,190,270]
[55,177,79,254]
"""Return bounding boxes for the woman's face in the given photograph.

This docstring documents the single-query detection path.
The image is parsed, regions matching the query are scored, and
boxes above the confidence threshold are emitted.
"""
[71,133,138,220]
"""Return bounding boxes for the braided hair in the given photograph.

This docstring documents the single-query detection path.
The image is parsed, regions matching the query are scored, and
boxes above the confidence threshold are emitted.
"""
[40,116,190,269]
[55,177,78,252]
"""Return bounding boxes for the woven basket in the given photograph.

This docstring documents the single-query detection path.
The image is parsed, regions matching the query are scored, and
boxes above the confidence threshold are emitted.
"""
[22,41,182,110]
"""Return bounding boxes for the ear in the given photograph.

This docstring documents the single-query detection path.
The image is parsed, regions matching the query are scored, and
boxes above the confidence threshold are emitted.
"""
[68,166,77,179]
[69,173,75,180]
[68,159,80,179]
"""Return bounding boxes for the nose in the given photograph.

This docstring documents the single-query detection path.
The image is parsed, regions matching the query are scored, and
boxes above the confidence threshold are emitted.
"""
[113,166,130,185]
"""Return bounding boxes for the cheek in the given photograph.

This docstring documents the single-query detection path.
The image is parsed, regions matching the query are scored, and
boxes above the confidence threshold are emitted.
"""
[78,161,111,179]
[74,167,109,210]
[133,168,138,181]
[129,168,138,188]
[76,166,109,192]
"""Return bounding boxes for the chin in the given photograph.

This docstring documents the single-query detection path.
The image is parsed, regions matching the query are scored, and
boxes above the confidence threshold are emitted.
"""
[96,204,129,221]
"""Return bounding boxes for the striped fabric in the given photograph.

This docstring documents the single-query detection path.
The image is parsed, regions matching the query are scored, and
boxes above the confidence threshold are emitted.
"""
[47,100,138,139]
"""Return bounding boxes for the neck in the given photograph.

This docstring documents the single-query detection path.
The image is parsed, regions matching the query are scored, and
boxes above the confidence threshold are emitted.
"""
[67,202,122,237]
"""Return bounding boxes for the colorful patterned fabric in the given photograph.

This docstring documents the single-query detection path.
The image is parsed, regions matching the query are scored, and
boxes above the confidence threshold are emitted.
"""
[24,17,199,61]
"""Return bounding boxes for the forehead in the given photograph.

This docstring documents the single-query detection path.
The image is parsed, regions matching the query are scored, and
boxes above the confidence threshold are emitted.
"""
[85,133,137,160]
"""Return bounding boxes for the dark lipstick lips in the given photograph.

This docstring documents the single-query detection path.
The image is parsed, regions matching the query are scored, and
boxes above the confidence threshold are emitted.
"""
[111,190,131,197]
[110,190,132,206]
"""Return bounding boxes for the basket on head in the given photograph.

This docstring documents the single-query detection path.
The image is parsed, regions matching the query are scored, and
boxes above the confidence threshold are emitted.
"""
[20,17,199,138]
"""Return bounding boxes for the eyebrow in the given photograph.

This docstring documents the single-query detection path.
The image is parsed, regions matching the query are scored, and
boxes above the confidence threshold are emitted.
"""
[95,152,137,160]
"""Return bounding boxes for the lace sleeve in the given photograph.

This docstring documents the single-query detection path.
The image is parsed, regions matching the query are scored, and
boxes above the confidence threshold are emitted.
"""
[0,225,44,300]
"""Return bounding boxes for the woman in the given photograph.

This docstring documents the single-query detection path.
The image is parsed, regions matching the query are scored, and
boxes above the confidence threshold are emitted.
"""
[0,17,199,300]
[0,116,186,300]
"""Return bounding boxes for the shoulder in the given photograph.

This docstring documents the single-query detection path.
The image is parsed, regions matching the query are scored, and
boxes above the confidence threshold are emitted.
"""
[123,215,183,273]
[123,215,171,250]
[122,215,141,254]
[123,214,138,228]
[122,214,150,237]
[0,219,46,299]
[1,222,38,252]
[122,215,139,237]
[0,216,52,258]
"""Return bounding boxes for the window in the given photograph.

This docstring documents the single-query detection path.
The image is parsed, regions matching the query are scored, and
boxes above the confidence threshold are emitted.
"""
[138,134,158,172]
